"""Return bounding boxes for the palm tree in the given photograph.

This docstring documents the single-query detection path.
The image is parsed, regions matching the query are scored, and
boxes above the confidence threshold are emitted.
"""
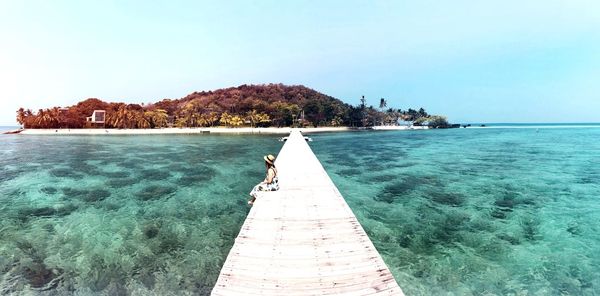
[33,109,43,128]
[197,112,218,127]
[153,109,168,128]
[230,115,244,127]
[207,112,219,127]
[16,108,26,128]
[385,108,401,126]
[379,98,387,110]
[144,109,168,128]
[258,113,271,127]
[34,109,55,128]
[49,107,62,128]
[134,111,150,128]
[178,102,196,127]
[378,98,388,125]
[196,113,209,127]
[245,110,261,128]
[107,106,132,129]
[106,107,120,128]
[175,117,187,128]
[220,112,232,127]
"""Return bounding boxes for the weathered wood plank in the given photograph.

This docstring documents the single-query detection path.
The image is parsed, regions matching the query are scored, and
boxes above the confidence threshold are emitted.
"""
[212,130,404,295]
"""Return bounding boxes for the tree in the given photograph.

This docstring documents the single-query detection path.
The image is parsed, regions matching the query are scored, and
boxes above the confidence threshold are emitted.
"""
[385,108,399,125]
[107,106,127,128]
[220,112,232,127]
[205,112,219,127]
[376,98,388,125]
[364,107,380,127]
[272,101,288,127]
[406,108,419,121]
[133,111,150,128]
[175,117,188,128]
[49,107,63,128]
[245,109,270,127]
[34,109,57,128]
[257,112,271,127]
[347,106,363,127]
[230,115,244,127]
[179,101,200,127]
[413,117,428,126]
[245,110,260,128]
[107,105,144,129]
[413,115,448,127]
[303,100,324,127]
[426,116,448,128]
[330,116,343,126]
[16,84,450,130]
[379,98,387,110]
[16,108,26,128]
[154,109,169,128]
[144,109,168,128]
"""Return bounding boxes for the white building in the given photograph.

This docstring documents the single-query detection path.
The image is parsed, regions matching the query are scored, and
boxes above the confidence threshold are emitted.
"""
[86,110,106,125]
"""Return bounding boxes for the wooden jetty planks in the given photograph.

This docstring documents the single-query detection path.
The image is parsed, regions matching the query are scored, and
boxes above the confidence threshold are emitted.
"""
[212,130,404,296]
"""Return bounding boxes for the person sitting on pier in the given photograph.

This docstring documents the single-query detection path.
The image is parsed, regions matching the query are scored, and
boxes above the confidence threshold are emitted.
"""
[248,154,279,205]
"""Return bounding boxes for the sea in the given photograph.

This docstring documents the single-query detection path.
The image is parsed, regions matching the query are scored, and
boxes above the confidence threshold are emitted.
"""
[1,124,599,295]
[0,126,20,133]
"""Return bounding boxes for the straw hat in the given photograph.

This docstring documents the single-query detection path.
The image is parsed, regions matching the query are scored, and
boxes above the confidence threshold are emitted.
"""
[264,154,276,164]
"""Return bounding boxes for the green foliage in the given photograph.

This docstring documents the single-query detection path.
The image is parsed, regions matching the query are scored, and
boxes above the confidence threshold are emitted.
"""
[413,117,428,125]
[219,112,232,127]
[414,116,449,128]
[229,115,244,127]
[16,84,450,128]
[144,109,168,128]
[427,116,449,128]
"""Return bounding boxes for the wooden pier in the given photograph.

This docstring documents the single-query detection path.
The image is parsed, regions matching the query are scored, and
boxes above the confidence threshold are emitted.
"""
[212,130,404,296]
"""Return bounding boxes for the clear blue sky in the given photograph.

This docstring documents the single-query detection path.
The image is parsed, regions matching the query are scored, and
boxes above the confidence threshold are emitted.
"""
[1,0,599,125]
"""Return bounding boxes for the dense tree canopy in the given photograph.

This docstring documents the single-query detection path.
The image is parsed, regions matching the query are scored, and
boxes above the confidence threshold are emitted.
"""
[16,84,448,129]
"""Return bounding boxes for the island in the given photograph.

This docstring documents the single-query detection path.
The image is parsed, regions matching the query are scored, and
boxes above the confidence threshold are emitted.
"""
[14,84,451,132]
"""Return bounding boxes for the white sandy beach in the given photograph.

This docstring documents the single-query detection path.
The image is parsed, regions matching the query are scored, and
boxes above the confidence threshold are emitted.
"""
[371,125,429,130]
[10,126,431,135]
[16,127,349,135]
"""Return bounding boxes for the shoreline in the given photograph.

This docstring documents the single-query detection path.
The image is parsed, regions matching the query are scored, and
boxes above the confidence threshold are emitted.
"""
[10,126,429,135]
[10,124,599,135]
[14,127,354,135]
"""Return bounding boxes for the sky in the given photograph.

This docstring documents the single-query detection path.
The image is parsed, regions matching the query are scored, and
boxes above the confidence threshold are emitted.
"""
[1,0,599,125]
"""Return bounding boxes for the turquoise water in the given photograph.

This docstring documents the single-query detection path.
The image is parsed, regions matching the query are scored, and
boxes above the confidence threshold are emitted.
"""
[0,135,282,295]
[1,128,600,295]
[0,126,20,133]
[310,128,600,295]
[467,123,600,127]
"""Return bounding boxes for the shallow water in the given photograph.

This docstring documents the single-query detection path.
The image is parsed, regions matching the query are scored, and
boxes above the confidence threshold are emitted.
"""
[0,126,20,134]
[0,134,282,295]
[1,128,599,295]
[310,128,600,295]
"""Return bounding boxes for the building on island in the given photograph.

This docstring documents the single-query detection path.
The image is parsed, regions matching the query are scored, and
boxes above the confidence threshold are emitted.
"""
[86,110,106,127]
